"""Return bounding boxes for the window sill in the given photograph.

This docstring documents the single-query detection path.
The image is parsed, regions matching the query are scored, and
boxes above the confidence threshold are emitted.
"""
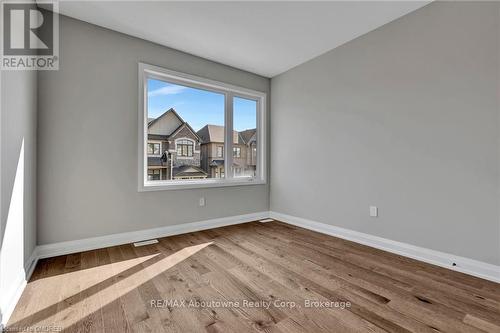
[139,178,266,191]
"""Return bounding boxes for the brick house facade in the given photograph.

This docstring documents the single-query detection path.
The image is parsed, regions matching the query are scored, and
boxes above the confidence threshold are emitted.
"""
[147,108,207,180]
[197,125,257,178]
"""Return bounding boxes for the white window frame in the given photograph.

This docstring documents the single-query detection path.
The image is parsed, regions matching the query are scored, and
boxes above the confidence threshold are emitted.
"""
[138,62,267,191]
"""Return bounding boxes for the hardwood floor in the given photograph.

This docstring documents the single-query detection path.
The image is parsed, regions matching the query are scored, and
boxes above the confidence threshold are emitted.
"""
[7,221,500,332]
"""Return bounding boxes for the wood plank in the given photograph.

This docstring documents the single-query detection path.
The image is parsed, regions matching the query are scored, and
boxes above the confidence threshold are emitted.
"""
[6,221,500,332]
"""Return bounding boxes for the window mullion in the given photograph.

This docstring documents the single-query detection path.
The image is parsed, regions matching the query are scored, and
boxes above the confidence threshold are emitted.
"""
[225,92,233,180]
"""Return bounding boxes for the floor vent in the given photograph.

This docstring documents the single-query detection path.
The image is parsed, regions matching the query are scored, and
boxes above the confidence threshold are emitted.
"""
[133,239,159,247]
[259,218,274,223]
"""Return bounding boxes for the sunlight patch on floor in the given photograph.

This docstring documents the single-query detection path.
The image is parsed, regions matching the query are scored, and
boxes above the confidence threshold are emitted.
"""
[9,242,213,330]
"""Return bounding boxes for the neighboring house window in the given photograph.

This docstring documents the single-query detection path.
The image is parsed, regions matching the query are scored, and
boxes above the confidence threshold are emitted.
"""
[176,139,194,157]
[233,147,241,158]
[148,169,161,180]
[139,63,266,190]
[217,146,224,158]
[214,168,226,178]
[148,143,161,155]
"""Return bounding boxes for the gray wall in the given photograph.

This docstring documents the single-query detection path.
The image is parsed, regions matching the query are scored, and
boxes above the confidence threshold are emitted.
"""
[37,15,269,245]
[270,1,500,265]
[0,68,37,319]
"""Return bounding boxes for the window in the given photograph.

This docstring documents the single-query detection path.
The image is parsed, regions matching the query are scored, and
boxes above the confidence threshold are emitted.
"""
[139,63,266,190]
[148,142,161,155]
[176,139,194,157]
[233,147,241,158]
[148,169,161,181]
[233,97,258,178]
[216,146,224,158]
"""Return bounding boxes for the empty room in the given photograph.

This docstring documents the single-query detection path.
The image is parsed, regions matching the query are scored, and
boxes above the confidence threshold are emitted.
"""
[1,0,499,332]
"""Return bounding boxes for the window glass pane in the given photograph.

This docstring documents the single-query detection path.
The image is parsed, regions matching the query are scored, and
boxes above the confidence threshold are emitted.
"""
[232,97,257,178]
[148,143,161,155]
[217,146,224,158]
[147,78,224,181]
[233,147,241,158]
[147,169,161,181]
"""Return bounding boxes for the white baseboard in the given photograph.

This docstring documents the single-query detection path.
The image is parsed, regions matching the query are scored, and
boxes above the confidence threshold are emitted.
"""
[36,211,269,259]
[1,250,39,327]
[269,211,500,284]
[1,271,26,327]
[24,250,39,280]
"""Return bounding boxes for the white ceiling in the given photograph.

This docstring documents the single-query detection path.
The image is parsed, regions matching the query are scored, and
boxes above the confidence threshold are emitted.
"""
[49,1,430,77]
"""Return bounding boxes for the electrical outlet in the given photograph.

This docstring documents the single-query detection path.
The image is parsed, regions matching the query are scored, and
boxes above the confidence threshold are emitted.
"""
[369,206,378,217]
[199,197,206,207]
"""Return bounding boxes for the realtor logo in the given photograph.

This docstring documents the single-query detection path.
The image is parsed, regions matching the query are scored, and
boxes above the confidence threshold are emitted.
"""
[1,0,59,70]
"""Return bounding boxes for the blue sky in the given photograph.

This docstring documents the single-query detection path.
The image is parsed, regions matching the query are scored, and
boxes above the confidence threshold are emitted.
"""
[148,79,256,132]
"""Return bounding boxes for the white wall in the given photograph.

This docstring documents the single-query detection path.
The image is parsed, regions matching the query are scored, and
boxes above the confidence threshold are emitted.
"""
[37,15,270,245]
[0,69,37,323]
[270,1,500,265]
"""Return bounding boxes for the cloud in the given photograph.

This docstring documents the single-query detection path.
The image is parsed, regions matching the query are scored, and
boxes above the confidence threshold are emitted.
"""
[148,85,187,97]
